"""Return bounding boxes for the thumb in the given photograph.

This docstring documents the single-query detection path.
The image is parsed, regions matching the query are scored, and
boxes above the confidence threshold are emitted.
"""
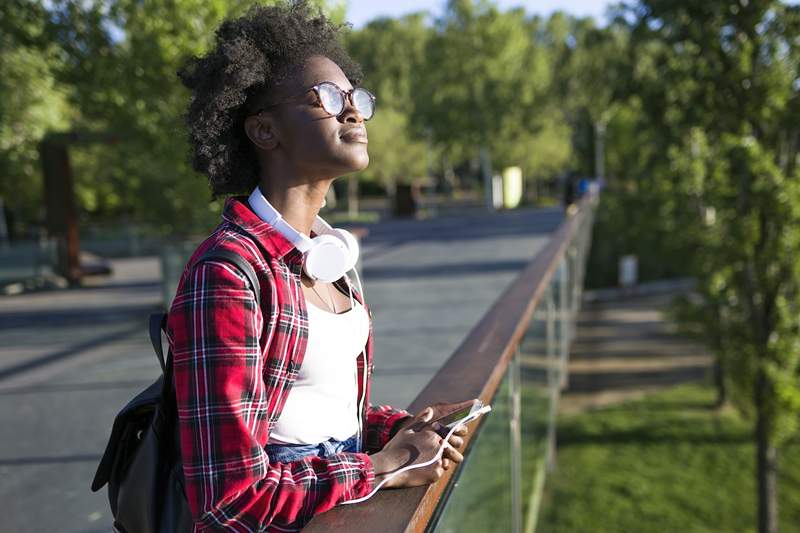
[416,407,434,422]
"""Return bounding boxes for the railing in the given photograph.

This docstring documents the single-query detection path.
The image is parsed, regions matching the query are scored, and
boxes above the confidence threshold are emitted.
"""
[0,239,58,288]
[305,195,597,533]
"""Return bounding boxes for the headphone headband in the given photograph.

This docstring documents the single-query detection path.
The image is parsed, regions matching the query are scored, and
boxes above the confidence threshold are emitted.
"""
[247,187,358,282]
[248,188,316,251]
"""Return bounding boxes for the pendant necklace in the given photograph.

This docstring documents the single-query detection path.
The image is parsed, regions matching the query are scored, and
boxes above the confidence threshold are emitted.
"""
[310,282,337,313]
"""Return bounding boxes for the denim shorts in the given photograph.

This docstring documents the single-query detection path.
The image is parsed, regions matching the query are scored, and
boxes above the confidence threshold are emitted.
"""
[265,434,361,463]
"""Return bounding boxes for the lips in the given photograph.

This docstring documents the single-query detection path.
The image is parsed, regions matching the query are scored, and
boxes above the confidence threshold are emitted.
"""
[340,126,368,143]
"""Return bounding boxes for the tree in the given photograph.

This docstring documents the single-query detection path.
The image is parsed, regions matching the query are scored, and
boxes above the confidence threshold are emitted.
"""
[416,1,571,189]
[672,131,800,533]
[617,2,800,530]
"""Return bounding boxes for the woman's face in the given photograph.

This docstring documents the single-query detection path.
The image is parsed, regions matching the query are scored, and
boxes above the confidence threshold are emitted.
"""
[260,55,369,179]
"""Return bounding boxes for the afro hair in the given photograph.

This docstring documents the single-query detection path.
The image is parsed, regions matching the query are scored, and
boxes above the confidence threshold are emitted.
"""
[178,1,362,198]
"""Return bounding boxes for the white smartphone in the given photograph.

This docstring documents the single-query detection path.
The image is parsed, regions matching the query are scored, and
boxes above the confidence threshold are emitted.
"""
[434,399,491,430]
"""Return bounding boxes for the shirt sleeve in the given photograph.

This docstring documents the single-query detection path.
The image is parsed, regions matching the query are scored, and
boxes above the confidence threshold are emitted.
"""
[364,405,413,453]
[168,259,375,531]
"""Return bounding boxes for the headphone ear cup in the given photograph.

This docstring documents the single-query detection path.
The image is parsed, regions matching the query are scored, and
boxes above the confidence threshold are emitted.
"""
[304,234,350,282]
[330,229,360,271]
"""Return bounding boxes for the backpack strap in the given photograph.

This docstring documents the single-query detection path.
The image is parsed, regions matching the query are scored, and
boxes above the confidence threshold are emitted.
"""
[150,313,168,374]
[195,249,261,308]
[148,249,261,376]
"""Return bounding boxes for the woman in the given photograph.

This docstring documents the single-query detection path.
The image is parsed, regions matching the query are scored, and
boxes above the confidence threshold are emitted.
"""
[168,2,473,530]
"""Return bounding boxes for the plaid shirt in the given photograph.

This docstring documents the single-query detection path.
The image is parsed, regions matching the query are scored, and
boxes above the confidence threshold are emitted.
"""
[166,197,412,532]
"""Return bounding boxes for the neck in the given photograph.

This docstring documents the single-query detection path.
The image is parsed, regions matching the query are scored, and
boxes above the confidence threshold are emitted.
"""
[258,174,332,236]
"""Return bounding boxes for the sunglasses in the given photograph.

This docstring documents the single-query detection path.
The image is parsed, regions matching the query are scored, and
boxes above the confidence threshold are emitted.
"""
[254,81,376,121]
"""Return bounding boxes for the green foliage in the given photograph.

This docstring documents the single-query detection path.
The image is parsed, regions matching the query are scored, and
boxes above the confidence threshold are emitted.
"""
[417,1,554,169]
[595,0,800,449]
[0,1,71,234]
[353,107,429,187]
[540,384,800,532]
[672,132,800,444]
[345,13,430,110]
[2,0,619,235]
[345,14,433,187]
[345,4,580,193]
[45,0,265,233]
[0,0,347,236]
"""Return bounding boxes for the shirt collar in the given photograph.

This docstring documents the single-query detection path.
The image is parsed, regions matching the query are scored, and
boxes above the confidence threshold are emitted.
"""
[221,196,303,264]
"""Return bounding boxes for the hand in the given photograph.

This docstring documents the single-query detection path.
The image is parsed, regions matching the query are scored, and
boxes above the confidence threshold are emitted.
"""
[371,407,449,489]
[396,400,476,469]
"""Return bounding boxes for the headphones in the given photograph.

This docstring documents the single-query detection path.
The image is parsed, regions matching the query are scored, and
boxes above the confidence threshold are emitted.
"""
[248,187,360,283]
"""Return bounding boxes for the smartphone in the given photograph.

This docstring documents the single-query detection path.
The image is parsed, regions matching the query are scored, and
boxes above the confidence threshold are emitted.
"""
[434,399,490,429]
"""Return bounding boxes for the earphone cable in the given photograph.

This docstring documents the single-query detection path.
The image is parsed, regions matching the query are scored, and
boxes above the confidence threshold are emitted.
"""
[350,267,367,449]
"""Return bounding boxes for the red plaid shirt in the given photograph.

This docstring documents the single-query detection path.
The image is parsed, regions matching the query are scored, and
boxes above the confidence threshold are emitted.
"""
[166,197,411,531]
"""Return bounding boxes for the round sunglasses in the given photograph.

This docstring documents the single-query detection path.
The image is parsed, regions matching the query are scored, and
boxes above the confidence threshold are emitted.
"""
[254,81,376,121]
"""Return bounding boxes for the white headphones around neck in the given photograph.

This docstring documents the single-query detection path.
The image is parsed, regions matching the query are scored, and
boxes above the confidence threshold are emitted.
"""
[248,187,360,283]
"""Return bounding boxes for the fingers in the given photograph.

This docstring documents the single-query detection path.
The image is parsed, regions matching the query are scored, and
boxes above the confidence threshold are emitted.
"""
[447,435,464,449]
[432,422,469,443]
[452,425,468,436]
[443,444,464,465]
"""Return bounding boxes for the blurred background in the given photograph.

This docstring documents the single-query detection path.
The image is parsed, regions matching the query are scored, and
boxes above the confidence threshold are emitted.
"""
[1,1,799,532]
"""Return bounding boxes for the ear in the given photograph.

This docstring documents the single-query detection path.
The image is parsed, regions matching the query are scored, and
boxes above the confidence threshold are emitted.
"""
[244,113,279,151]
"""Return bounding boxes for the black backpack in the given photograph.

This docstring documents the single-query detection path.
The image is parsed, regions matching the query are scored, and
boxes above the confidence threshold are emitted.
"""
[91,250,261,533]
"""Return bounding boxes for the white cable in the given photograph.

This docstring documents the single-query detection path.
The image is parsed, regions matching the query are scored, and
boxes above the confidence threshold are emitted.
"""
[341,405,492,505]
[350,267,368,451]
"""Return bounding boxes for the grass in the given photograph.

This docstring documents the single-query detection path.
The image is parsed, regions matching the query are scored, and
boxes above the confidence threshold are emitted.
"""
[538,383,800,533]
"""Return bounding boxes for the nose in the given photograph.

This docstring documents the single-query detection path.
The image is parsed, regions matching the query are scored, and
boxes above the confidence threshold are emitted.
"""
[339,93,364,124]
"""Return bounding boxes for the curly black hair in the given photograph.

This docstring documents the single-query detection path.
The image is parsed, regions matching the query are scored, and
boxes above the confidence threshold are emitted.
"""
[178,1,362,197]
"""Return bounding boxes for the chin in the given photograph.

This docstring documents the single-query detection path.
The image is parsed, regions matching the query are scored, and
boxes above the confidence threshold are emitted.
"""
[325,145,369,175]
[353,151,369,171]
[343,150,369,172]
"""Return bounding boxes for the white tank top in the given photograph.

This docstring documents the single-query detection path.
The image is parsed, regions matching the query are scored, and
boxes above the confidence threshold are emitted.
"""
[268,297,370,444]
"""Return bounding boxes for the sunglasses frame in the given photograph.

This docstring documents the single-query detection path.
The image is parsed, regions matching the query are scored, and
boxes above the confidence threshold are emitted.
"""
[253,81,376,121]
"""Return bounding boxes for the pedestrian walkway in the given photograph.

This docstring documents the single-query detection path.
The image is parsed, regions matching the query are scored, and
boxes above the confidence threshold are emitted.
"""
[0,205,562,533]
[559,291,714,415]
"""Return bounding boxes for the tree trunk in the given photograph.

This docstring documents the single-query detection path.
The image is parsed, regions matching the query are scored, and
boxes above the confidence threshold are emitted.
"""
[755,370,779,533]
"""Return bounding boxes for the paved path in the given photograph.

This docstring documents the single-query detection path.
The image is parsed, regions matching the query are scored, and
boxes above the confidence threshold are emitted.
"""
[560,292,714,415]
[0,206,561,533]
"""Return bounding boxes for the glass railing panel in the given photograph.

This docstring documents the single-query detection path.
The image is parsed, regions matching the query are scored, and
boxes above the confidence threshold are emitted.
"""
[518,280,558,533]
[431,368,514,533]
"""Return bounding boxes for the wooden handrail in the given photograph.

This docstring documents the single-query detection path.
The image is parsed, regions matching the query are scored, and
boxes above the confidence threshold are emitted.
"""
[304,197,594,533]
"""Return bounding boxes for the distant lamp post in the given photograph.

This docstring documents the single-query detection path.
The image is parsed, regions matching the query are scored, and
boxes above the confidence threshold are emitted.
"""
[480,146,493,210]
[594,119,606,181]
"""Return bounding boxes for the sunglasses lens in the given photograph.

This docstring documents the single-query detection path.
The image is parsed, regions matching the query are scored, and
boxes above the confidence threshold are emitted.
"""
[352,88,375,120]
[318,83,344,116]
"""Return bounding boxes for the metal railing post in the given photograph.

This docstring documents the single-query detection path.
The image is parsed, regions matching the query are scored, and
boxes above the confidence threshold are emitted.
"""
[545,285,558,472]
[558,259,569,390]
[510,348,522,533]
